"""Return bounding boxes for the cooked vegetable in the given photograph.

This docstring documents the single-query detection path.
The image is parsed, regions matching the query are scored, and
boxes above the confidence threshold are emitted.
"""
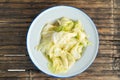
[36,17,90,73]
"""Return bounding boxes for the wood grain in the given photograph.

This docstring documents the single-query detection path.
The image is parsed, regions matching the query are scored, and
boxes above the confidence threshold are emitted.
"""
[0,0,120,80]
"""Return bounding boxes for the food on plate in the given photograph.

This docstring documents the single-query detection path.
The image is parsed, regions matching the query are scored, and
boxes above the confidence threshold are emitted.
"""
[36,17,90,73]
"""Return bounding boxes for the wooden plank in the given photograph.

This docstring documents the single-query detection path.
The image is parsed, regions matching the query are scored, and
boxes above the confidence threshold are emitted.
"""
[99,40,114,45]
[0,0,112,3]
[85,12,112,19]
[0,8,113,13]
[99,44,114,50]
[0,9,112,22]
[0,62,34,70]
[0,46,27,55]
[99,35,114,40]
[32,70,119,80]
[0,56,35,70]
[93,19,114,24]
[33,76,120,80]
[94,57,113,64]
[0,56,29,61]
[83,8,112,14]
[99,45,119,58]
[0,0,112,9]
[55,0,112,8]
[96,23,114,28]
[0,31,26,45]
[0,28,27,33]
[114,7,120,44]
[0,3,32,9]
[0,39,26,46]
[0,23,30,28]
[0,45,27,55]
[0,78,30,80]
[0,17,113,24]
[0,49,27,55]
[113,57,120,71]
[0,71,29,77]
[88,63,113,71]
[114,0,120,8]
[113,50,120,57]
[0,45,26,50]
[99,49,114,54]
[0,9,40,17]
[114,36,120,40]
[0,18,32,23]
[112,0,120,76]
[114,14,120,20]
[0,33,26,39]
[0,0,45,3]
[98,27,114,35]
[114,8,120,14]
[114,45,120,50]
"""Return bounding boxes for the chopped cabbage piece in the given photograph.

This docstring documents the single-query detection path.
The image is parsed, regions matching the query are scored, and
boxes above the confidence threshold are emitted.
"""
[36,17,90,74]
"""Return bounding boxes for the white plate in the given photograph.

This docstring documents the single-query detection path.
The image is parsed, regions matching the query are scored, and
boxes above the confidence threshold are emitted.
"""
[27,6,99,78]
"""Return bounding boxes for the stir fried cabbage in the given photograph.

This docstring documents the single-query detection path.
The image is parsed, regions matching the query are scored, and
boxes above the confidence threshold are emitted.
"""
[36,17,90,73]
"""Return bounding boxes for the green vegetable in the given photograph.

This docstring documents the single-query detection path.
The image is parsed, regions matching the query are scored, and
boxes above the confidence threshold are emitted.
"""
[36,17,90,74]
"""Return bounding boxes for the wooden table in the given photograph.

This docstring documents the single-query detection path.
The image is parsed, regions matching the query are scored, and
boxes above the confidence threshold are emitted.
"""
[0,0,120,80]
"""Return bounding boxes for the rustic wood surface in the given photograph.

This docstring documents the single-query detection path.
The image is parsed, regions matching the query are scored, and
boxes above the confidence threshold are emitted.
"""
[0,0,120,80]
